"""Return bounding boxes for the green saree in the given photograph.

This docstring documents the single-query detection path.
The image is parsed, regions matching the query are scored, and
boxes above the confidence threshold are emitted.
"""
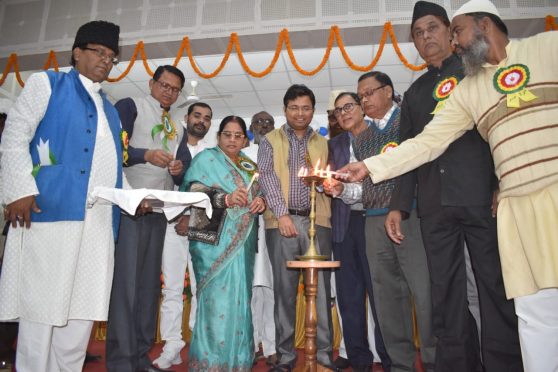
[182,147,258,371]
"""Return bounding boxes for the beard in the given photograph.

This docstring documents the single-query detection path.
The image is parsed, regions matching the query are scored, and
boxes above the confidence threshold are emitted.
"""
[458,30,489,76]
[187,122,209,139]
[252,132,263,144]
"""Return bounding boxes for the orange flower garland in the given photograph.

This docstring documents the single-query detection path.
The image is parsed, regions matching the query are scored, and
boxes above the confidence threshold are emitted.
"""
[546,15,557,31]
[0,18,555,88]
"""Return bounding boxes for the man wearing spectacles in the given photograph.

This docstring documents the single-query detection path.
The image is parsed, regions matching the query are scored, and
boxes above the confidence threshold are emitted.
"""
[354,71,436,372]
[0,21,122,371]
[258,85,336,371]
[106,65,191,372]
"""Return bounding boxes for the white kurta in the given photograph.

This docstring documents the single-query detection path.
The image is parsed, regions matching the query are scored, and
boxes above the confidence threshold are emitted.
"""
[243,143,273,289]
[0,72,117,326]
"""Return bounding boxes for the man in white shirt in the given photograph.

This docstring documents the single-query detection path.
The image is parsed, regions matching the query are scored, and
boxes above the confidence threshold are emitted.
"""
[154,102,213,370]
[0,20,122,372]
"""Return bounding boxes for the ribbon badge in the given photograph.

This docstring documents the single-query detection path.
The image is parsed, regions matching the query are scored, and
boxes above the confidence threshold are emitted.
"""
[121,130,129,165]
[151,111,177,151]
[431,76,459,114]
[493,64,537,108]
[381,141,398,154]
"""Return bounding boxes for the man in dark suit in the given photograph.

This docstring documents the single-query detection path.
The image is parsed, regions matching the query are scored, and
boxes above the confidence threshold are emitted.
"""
[324,92,390,372]
[384,2,522,371]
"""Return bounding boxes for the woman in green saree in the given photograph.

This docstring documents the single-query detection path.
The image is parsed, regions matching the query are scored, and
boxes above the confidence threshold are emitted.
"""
[182,116,266,371]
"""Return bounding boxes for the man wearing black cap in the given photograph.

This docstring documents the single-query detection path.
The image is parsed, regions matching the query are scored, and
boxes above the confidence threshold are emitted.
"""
[351,1,523,371]
[0,20,123,371]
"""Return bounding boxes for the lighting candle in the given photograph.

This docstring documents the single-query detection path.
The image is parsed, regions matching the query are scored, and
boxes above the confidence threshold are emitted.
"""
[313,159,321,176]
[246,172,259,191]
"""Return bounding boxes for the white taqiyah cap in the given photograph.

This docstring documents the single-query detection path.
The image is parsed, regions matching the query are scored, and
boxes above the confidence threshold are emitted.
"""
[327,90,344,111]
[452,0,500,20]
[0,98,13,114]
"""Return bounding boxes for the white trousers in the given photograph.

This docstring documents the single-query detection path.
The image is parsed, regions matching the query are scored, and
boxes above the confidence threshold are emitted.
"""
[159,224,197,350]
[252,285,276,356]
[16,319,92,372]
[514,288,558,372]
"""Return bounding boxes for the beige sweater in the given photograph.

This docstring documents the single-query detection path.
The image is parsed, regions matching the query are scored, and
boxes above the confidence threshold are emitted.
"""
[364,31,558,201]
[262,128,331,229]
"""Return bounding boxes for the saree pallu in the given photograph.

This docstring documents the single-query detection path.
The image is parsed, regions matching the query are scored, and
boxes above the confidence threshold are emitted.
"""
[183,147,258,371]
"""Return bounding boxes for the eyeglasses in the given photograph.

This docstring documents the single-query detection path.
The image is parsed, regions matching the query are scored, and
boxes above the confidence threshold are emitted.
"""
[82,47,119,65]
[286,106,313,113]
[253,118,274,126]
[412,22,442,39]
[358,85,386,101]
[155,80,182,95]
[220,131,246,139]
[333,102,357,116]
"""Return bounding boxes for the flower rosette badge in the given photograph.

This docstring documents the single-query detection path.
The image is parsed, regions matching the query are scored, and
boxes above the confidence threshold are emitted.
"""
[493,64,537,108]
[121,130,129,165]
[381,141,398,154]
[431,76,459,114]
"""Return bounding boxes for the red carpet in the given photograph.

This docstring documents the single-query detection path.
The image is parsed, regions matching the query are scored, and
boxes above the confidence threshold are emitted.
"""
[83,340,386,372]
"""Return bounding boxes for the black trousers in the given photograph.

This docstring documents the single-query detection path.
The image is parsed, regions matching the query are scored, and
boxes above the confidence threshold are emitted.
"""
[106,213,167,372]
[420,206,523,372]
[333,212,391,371]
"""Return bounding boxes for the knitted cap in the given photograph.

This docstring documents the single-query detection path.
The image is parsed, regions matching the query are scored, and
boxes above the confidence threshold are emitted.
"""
[72,20,120,55]
[452,0,500,20]
[412,1,449,29]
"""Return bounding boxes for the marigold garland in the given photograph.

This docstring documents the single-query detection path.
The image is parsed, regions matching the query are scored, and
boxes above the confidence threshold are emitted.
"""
[546,15,557,31]
[0,18,555,88]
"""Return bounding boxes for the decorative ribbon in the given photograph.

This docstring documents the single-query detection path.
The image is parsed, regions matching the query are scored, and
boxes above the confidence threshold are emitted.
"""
[493,64,537,108]
[431,76,459,114]
[151,111,177,151]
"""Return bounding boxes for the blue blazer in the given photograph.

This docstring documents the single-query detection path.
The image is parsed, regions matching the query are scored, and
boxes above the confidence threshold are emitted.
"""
[327,132,352,244]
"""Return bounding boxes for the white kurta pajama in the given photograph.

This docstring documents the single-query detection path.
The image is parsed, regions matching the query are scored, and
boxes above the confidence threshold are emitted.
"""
[0,72,118,371]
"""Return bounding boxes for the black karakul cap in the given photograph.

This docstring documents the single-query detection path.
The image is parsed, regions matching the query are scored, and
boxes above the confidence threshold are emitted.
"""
[411,1,449,28]
[72,20,120,55]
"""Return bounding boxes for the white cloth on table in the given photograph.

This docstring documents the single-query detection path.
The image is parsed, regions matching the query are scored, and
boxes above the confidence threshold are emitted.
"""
[88,187,212,221]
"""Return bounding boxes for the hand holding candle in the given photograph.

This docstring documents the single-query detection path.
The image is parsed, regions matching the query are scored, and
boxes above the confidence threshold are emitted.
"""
[247,172,259,192]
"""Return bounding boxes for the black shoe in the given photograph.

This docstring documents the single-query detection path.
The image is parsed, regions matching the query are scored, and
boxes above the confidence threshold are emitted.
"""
[84,352,102,364]
[268,363,292,372]
[318,361,341,372]
[334,356,351,370]
[352,366,371,372]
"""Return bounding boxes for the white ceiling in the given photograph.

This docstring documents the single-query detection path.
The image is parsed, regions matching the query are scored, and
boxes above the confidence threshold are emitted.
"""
[99,42,423,120]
